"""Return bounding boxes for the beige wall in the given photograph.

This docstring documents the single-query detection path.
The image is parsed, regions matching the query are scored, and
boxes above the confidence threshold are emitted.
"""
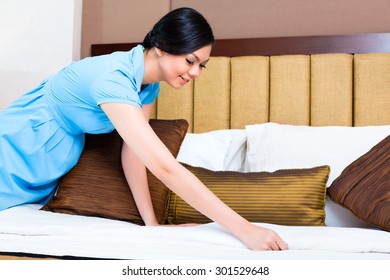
[82,0,390,58]
[81,0,170,58]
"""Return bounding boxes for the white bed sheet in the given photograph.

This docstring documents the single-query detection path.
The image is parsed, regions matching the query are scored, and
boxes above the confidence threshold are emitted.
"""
[1,204,389,260]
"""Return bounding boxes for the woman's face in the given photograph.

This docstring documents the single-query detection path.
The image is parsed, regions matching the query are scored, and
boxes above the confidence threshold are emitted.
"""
[158,44,212,89]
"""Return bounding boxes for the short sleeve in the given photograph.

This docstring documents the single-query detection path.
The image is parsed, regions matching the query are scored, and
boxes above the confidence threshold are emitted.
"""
[140,82,160,105]
[91,70,142,108]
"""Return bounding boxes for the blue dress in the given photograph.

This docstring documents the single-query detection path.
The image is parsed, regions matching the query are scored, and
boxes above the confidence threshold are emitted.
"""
[0,45,160,210]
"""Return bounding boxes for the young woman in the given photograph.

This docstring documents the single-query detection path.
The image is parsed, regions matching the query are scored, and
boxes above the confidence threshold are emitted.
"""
[0,7,287,251]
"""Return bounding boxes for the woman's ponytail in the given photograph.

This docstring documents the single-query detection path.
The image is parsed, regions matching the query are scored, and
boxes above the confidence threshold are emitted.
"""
[142,30,154,49]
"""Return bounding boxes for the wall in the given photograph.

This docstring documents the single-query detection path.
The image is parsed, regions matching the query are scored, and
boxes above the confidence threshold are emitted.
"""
[0,0,83,110]
[81,0,170,58]
[81,0,390,58]
[172,0,390,39]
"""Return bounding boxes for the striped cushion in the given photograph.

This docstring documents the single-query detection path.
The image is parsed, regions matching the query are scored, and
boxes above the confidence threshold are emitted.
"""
[328,135,390,231]
[166,164,330,226]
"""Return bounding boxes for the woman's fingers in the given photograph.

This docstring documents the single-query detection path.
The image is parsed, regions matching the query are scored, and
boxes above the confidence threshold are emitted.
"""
[276,236,288,250]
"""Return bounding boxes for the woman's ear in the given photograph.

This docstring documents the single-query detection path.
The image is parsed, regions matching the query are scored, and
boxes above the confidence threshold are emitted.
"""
[155,47,165,57]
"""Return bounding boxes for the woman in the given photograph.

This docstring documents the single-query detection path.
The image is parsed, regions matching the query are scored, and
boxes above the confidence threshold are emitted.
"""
[0,7,287,251]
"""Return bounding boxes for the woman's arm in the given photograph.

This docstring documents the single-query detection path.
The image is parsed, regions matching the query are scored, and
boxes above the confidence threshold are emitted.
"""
[121,103,159,226]
[101,102,287,251]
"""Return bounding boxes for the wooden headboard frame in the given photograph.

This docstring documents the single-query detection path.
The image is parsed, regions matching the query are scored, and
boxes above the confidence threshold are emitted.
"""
[91,32,390,57]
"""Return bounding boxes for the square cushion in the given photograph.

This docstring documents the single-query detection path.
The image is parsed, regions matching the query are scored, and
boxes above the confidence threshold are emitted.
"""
[328,135,390,231]
[167,164,330,226]
[41,119,188,225]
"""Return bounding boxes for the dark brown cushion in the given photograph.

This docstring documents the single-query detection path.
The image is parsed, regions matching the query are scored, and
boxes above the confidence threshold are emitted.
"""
[328,135,390,231]
[167,164,330,226]
[41,119,188,225]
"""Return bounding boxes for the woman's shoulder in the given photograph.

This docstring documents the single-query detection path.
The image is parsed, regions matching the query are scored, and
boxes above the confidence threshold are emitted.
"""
[70,44,142,70]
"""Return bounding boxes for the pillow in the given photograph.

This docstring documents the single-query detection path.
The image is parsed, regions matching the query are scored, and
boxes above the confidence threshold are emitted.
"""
[245,122,390,227]
[166,164,330,226]
[41,119,189,225]
[223,129,248,171]
[177,129,247,171]
[328,135,390,231]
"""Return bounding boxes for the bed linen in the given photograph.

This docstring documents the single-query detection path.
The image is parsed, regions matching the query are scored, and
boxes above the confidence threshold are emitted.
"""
[1,126,389,260]
[1,204,390,260]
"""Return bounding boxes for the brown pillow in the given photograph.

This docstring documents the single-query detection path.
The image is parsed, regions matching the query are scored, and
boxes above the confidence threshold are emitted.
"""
[328,134,390,231]
[167,164,330,226]
[41,119,188,225]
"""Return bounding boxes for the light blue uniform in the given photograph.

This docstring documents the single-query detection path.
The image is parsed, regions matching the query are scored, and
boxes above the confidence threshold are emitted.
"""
[0,45,159,210]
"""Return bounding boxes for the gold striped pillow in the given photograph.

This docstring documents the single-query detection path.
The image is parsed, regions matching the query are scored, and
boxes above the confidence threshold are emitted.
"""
[166,164,330,226]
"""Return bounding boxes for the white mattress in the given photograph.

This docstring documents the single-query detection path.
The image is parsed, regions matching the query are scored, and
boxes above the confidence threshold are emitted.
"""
[0,204,389,260]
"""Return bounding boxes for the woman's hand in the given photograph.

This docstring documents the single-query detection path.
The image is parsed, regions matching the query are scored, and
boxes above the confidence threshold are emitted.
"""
[237,223,288,251]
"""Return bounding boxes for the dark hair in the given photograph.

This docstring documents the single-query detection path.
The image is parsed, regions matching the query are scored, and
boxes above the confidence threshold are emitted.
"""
[142,7,214,55]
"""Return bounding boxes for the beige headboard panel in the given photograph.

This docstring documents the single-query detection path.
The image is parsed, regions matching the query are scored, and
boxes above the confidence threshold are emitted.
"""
[155,53,390,132]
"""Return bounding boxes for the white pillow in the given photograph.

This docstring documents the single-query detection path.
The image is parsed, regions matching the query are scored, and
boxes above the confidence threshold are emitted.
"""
[223,129,247,172]
[245,122,390,227]
[177,129,247,171]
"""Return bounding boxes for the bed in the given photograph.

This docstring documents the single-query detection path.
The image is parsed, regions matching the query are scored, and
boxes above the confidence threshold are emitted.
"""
[1,33,390,261]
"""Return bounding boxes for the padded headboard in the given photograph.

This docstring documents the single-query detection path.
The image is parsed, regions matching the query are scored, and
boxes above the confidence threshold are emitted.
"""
[91,33,390,132]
